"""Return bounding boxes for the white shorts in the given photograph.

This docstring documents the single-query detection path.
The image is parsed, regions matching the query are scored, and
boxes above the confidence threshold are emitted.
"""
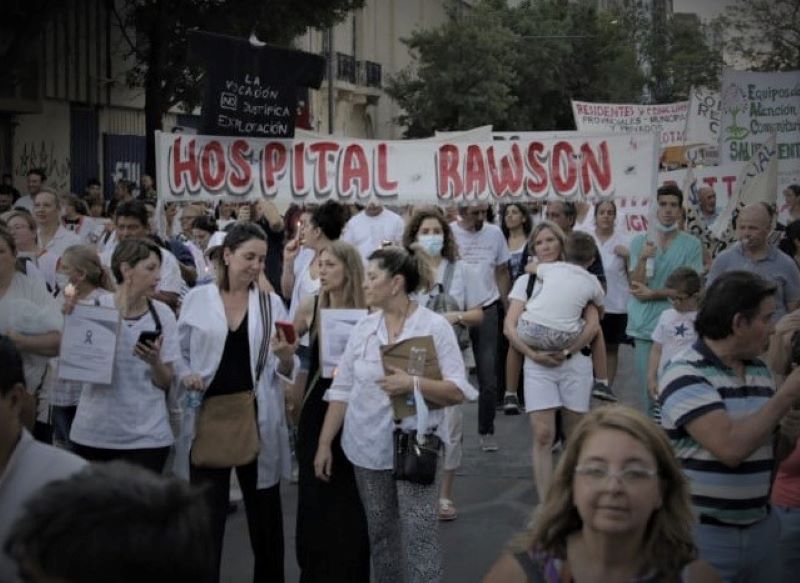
[523,352,592,414]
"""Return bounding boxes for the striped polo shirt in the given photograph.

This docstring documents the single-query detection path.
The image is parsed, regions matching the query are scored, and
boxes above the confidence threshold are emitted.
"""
[659,339,775,526]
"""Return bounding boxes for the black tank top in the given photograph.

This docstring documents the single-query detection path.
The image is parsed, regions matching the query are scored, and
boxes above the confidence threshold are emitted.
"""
[205,312,253,396]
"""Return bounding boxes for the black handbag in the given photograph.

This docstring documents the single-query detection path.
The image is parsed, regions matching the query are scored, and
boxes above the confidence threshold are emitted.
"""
[392,429,442,485]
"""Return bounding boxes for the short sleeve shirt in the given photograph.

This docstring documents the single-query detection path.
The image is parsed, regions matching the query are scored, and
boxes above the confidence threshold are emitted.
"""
[70,297,180,449]
[451,222,510,306]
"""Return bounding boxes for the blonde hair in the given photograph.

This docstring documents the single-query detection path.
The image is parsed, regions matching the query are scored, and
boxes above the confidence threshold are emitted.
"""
[517,406,696,578]
[528,220,566,260]
[318,241,366,309]
[61,245,115,292]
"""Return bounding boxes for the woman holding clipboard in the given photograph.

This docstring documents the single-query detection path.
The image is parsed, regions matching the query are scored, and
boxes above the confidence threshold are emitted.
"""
[313,244,477,583]
[291,240,370,582]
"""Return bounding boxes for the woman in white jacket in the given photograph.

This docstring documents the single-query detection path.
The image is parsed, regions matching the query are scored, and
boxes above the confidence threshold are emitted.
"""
[178,223,298,583]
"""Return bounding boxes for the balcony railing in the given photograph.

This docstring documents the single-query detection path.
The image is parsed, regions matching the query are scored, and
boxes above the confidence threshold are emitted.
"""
[321,54,382,90]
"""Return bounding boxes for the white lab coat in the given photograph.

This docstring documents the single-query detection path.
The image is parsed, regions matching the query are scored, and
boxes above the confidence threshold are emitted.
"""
[176,284,297,488]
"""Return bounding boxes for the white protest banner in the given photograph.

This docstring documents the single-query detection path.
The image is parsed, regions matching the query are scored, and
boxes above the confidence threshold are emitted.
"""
[684,86,721,146]
[155,130,659,205]
[719,69,800,182]
[571,99,689,148]
[433,125,494,141]
[660,163,744,205]
[713,133,779,240]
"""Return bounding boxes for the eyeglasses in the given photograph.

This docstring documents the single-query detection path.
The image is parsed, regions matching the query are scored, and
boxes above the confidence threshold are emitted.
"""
[574,464,657,485]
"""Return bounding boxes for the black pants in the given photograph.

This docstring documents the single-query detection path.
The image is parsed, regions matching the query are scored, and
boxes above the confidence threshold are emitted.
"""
[72,444,170,474]
[190,460,284,583]
[470,302,504,435]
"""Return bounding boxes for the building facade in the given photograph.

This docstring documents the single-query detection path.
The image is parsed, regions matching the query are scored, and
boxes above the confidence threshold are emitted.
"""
[0,0,454,199]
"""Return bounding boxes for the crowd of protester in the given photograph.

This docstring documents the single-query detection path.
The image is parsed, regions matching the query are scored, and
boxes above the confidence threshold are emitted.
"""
[2,168,800,583]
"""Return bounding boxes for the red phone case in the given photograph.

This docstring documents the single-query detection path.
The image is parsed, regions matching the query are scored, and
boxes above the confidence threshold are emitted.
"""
[276,321,296,343]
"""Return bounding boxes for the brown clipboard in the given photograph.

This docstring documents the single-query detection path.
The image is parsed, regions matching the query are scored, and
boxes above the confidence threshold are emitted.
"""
[380,335,443,420]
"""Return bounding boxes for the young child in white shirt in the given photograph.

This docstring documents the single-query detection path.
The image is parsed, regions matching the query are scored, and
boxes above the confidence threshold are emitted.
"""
[648,266,701,418]
[516,231,605,353]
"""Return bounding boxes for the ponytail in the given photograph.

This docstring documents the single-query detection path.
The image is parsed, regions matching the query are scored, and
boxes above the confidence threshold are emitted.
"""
[367,244,434,294]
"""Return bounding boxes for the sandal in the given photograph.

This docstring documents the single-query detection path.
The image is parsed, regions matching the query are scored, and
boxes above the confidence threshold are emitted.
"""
[438,498,458,521]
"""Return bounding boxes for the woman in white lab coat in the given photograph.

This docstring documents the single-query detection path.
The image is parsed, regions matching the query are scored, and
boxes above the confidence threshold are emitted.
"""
[177,222,298,583]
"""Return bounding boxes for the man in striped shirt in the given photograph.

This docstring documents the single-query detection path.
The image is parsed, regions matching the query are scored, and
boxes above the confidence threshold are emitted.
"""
[660,270,800,582]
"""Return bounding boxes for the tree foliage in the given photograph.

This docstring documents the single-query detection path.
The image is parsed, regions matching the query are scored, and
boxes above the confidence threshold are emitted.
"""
[387,0,723,136]
[113,0,365,174]
[715,0,800,71]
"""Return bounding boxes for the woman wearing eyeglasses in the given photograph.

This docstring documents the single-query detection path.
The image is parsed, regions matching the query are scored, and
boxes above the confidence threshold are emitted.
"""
[313,245,477,583]
[483,406,720,583]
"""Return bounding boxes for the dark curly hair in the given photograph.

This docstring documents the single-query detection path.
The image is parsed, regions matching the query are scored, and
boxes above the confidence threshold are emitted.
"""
[402,209,459,263]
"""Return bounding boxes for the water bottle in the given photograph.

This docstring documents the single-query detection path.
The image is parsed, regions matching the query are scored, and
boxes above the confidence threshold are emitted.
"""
[645,257,655,279]
[184,390,203,409]
[406,347,427,406]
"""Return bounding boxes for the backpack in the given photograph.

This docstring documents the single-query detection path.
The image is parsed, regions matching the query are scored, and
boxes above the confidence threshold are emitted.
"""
[426,261,471,350]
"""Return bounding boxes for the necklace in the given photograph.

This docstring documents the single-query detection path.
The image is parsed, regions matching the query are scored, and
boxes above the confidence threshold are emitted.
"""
[385,299,412,343]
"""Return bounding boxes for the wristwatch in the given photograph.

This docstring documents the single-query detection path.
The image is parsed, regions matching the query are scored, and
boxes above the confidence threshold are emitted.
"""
[562,349,572,359]
[456,313,464,324]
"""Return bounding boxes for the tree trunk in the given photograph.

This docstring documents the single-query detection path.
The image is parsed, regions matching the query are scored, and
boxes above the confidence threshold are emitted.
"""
[144,1,167,179]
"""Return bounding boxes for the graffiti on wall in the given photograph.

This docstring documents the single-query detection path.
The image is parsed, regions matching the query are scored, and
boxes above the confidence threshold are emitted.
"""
[14,141,71,192]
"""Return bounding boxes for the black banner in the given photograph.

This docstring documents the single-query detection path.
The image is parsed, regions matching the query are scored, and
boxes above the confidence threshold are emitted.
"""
[189,31,325,139]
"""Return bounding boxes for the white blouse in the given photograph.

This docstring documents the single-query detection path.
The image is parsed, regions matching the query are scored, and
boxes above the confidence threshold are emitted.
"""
[325,305,477,471]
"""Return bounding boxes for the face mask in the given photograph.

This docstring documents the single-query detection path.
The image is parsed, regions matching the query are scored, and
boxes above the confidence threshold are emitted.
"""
[654,220,678,233]
[418,234,444,256]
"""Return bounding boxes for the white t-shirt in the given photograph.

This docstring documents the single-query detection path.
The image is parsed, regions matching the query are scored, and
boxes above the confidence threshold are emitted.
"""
[450,222,510,306]
[0,272,62,393]
[36,225,82,294]
[101,240,185,295]
[288,248,319,346]
[0,430,87,583]
[64,216,106,246]
[509,263,604,333]
[70,296,179,449]
[13,194,34,213]
[341,209,405,262]
[651,308,698,375]
[590,228,631,314]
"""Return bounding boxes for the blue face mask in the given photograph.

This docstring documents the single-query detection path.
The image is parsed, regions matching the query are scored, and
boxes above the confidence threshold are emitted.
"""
[418,234,444,256]
[654,220,678,233]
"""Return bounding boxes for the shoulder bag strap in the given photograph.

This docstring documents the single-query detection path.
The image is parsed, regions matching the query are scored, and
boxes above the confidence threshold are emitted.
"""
[526,273,537,300]
[147,299,163,334]
[442,260,456,295]
[255,291,272,382]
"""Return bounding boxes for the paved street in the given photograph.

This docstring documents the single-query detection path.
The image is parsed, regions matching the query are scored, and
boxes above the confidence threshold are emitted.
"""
[222,344,643,582]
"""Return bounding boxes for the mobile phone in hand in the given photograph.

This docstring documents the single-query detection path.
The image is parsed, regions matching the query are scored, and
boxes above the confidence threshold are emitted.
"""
[275,321,296,344]
[137,330,160,346]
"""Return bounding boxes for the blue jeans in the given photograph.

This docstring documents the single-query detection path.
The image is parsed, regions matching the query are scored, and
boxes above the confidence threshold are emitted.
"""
[775,506,800,583]
[693,511,780,583]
